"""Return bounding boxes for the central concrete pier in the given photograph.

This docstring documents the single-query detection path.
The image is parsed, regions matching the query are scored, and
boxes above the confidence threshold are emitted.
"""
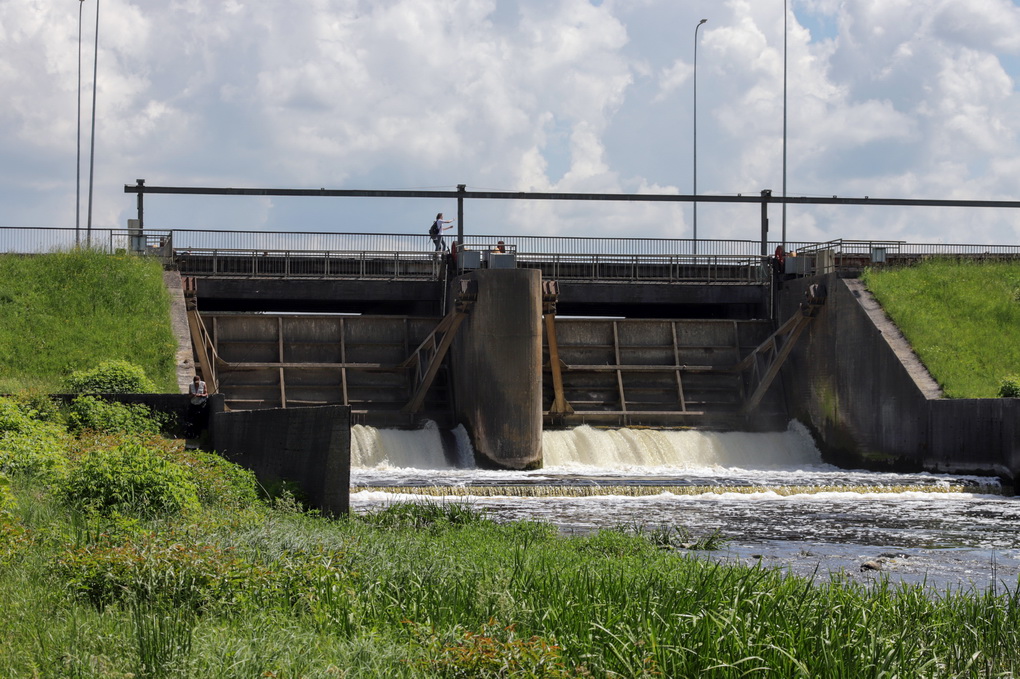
[449,268,543,469]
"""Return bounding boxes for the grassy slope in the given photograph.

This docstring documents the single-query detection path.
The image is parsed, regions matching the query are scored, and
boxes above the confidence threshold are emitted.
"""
[862,259,1020,398]
[0,250,178,393]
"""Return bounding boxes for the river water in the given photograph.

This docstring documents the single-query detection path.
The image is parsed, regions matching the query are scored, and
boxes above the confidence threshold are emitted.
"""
[350,421,1020,592]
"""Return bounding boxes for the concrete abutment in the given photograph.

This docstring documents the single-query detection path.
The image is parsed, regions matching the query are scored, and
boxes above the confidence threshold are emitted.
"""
[450,268,543,469]
[779,272,1019,484]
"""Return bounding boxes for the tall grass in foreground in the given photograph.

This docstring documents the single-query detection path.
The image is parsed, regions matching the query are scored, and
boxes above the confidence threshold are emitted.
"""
[3,491,1019,677]
[863,259,1020,398]
[3,395,1019,677]
[0,250,178,394]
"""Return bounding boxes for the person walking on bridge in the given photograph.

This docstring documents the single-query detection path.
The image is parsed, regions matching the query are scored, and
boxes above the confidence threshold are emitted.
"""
[430,213,454,251]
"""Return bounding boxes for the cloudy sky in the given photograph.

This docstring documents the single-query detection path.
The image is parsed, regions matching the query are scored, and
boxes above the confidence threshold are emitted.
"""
[3,0,1020,247]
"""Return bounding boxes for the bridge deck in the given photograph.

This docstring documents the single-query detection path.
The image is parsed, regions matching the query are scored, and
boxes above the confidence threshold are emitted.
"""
[172,249,770,285]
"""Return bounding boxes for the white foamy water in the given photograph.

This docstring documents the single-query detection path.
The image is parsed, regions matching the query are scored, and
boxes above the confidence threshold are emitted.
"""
[348,421,1019,590]
[351,420,464,469]
[542,422,823,469]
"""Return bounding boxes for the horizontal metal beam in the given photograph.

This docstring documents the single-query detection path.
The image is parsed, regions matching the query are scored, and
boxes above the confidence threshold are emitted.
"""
[124,183,1020,209]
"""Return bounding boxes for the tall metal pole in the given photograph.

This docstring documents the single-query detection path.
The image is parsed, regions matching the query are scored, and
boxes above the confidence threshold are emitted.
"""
[85,0,99,245]
[693,18,707,255]
[76,0,85,247]
[782,0,788,250]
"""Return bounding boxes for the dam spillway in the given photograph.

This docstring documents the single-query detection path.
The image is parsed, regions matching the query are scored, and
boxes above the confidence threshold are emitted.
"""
[176,242,1018,482]
[192,266,788,469]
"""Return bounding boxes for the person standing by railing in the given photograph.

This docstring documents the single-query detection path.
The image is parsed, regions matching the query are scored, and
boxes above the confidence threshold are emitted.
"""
[430,213,454,251]
[187,375,209,438]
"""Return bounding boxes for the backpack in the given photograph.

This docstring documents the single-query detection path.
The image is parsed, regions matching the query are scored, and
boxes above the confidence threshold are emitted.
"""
[429,221,440,237]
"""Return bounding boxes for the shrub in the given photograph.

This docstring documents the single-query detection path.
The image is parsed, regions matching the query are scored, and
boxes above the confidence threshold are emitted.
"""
[7,390,64,424]
[0,396,34,434]
[59,442,200,518]
[67,395,165,436]
[0,397,70,482]
[66,360,156,394]
[175,448,261,509]
[998,376,1020,398]
[0,429,69,483]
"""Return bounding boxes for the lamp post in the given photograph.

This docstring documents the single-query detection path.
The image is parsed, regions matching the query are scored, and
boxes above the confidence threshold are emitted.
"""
[693,18,707,255]
[782,0,788,251]
[85,0,99,245]
[76,0,85,246]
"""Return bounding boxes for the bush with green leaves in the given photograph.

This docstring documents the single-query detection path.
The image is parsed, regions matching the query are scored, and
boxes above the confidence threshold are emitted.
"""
[172,447,261,509]
[999,376,1020,398]
[0,396,34,434]
[67,395,165,436]
[59,442,200,518]
[0,397,69,482]
[65,360,156,394]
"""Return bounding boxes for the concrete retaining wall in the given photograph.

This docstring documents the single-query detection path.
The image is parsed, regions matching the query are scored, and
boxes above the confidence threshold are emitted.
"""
[211,405,350,515]
[780,273,1019,481]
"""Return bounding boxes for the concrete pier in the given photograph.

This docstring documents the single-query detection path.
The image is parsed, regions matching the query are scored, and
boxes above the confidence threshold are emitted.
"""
[450,268,543,469]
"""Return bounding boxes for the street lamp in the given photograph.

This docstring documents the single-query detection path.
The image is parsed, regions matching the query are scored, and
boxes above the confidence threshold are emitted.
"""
[782,0,788,250]
[86,0,99,245]
[693,18,707,255]
[76,0,85,246]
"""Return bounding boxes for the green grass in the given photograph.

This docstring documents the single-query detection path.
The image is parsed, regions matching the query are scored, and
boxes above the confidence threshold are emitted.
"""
[862,259,1020,398]
[2,393,1020,677]
[4,486,1020,677]
[0,250,178,394]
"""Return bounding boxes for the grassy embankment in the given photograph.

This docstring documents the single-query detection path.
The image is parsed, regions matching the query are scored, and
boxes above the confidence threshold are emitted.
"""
[1,252,1019,676]
[862,259,1020,398]
[0,250,178,394]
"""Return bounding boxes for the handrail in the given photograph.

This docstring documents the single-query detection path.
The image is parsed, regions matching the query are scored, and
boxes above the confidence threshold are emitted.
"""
[3,226,1019,262]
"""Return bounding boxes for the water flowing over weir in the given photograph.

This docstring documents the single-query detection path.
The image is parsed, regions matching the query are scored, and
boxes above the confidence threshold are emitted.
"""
[542,424,823,470]
[349,423,1020,591]
[351,422,824,472]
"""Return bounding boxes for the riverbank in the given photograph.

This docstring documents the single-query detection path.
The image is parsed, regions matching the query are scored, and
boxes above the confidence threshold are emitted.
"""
[5,487,1019,676]
[2,393,1018,677]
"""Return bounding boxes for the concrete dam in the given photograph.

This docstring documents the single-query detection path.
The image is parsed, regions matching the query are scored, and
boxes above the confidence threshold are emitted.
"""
[176,243,1018,481]
[181,245,798,470]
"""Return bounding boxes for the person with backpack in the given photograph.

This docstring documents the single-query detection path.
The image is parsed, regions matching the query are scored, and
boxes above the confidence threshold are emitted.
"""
[430,212,455,251]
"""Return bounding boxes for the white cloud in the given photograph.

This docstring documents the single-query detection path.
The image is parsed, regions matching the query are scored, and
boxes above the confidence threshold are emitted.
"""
[1,0,1019,243]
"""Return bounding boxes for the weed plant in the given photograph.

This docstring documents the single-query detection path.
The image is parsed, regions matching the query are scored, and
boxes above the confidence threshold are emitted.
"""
[2,400,1019,677]
[862,259,1020,398]
[0,250,177,394]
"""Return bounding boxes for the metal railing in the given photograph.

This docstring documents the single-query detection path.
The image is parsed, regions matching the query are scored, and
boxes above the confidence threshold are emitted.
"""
[792,239,1020,256]
[0,227,120,253]
[3,227,1017,284]
[517,254,768,283]
[175,248,443,279]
